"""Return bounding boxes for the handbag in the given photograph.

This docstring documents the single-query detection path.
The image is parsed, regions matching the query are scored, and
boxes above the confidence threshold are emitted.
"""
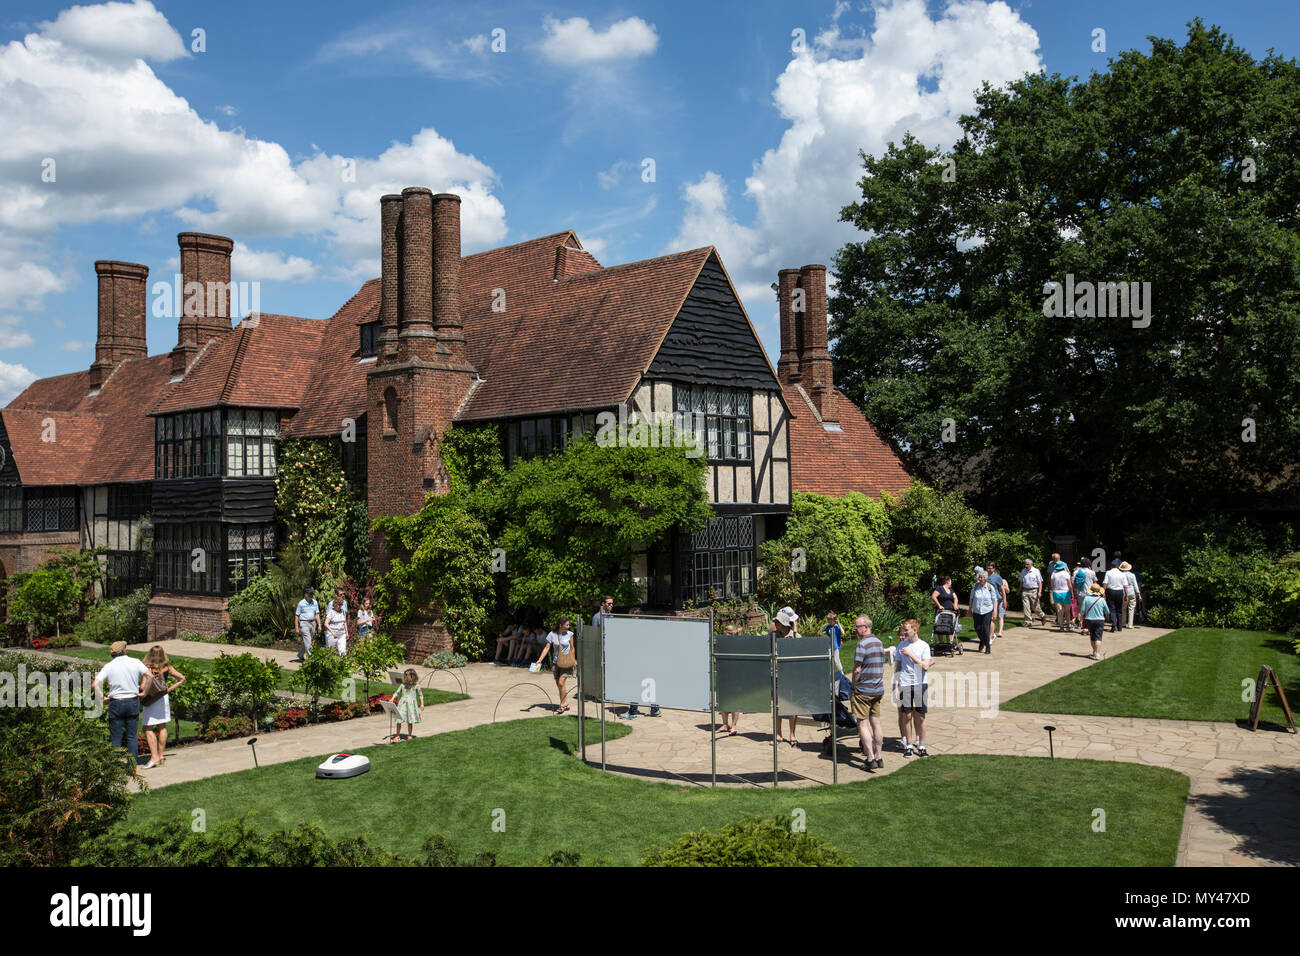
[142,670,168,705]
[557,642,577,669]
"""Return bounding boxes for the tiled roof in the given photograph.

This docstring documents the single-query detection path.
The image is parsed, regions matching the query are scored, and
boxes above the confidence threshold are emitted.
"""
[784,383,913,499]
[0,409,104,487]
[287,288,375,437]
[152,314,325,414]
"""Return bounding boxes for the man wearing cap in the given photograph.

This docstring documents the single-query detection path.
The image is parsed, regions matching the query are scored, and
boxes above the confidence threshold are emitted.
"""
[295,588,319,663]
[1103,559,1128,633]
[1122,562,1142,628]
[94,641,148,773]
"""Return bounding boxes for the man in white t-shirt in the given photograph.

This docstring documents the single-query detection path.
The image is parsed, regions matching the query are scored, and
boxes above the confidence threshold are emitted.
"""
[893,621,933,757]
[94,640,149,772]
[1103,560,1128,633]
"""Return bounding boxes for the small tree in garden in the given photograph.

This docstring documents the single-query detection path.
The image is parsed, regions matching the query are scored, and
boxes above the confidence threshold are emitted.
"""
[350,633,406,702]
[298,645,353,718]
[210,653,281,725]
[5,548,102,639]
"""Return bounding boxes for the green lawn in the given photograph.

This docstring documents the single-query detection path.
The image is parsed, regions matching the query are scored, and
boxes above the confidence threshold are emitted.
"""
[123,716,1188,866]
[58,646,464,706]
[1003,628,1300,726]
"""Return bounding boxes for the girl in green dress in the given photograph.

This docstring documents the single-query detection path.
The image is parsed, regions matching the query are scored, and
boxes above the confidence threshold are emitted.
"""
[392,668,423,739]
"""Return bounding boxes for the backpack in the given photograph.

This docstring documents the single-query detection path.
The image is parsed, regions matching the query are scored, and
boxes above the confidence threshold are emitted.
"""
[1073,568,1088,590]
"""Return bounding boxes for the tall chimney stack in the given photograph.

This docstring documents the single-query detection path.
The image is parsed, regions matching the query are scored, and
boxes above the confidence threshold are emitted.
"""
[776,267,802,386]
[89,260,149,391]
[378,193,403,364]
[398,187,436,363]
[431,193,466,366]
[171,232,234,377]
[798,264,837,424]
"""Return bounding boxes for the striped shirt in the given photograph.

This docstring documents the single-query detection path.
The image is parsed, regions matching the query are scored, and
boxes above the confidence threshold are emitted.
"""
[853,635,887,696]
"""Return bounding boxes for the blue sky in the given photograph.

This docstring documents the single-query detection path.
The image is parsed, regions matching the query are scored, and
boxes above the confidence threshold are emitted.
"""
[2,0,1298,401]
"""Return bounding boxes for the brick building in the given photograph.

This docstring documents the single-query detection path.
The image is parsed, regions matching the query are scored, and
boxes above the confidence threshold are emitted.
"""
[0,187,909,649]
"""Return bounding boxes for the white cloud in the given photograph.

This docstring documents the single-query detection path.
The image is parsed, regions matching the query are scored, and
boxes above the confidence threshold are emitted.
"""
[0,0,509,293]
[538,16,658,65]
[215,104,238,117]
[0,260,73,310]
[597,160,633,190]
[38,0,187,64]
[316,23,495,79]
[0,315,34,349]
[231,243,317,283]
[0,360,37,404]
[59,339,92,352]
[668,0,1042,353]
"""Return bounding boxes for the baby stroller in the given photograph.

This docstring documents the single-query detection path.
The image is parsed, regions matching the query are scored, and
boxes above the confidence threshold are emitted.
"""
[817,672,859,756]
[931,610,962,657]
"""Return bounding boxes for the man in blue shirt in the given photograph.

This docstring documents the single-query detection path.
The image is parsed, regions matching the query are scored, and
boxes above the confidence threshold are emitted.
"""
[294,587,319,663]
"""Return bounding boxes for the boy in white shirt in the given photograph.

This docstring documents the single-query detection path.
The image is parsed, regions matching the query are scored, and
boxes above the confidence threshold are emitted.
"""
[893,620,933,757]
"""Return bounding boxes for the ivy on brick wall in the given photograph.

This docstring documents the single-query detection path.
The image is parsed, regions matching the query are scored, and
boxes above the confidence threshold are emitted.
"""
[276,438,370,581]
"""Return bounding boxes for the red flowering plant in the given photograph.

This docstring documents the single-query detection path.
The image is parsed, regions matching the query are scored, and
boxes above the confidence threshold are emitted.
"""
[30,636,49,650]
[366,693,393,713]
[270,706,309,731]
[322,700,366,722]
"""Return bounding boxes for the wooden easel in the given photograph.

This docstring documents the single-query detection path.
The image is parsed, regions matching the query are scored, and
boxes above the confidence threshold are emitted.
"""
[1249,664,1296,732]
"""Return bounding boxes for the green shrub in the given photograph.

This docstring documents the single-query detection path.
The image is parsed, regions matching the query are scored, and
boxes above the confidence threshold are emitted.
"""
[0,699,133,865]
[641,815,852,867]
[210,652,281,721]
[170,671,218,726]
[79,587,149,646]
[298,644,353,715]
[42,631,83,649]
[423,650,468,670]
[882,482,987,589]
[199,715,254,742]
[77,814,408,866]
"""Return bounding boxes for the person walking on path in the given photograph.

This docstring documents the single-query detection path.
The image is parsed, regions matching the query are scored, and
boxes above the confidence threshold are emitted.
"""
[851,616,887,770]
[987,562,1009,640]
[1121,562,1142,628]
[1081,583,1108,660]
[391,668,423,739]
[356,598,377,640]
[536,617,576,714]
[1050,561,1072,631]
[894,620,932,757]
[970,572,997,654]
[294,587,320,663]
[93,641,148,774]
[1020,559,1047,626]
[1072,560,1094,632]
[324,595,349,655]
[139,646,185,769]
[1103,559,1128,633]
[716,625,743,736]
[772,606,802,746]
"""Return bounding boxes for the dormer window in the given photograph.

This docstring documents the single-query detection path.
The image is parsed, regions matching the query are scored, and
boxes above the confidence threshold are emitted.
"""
[360,322,379,358]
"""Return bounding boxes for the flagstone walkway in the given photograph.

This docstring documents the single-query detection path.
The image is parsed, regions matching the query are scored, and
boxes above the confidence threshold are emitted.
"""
[22,625,1297,866]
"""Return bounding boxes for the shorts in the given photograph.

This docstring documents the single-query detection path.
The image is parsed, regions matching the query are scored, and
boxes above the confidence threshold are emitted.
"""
[1086,620,1104,642]
[851,692,882,719]
[898,683,928,714]
[553,665,575,679]
[1052,591,1070,605]
[994,602,1006,619]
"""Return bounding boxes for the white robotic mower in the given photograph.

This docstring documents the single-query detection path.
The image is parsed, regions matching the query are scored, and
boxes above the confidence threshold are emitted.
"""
[316,753,371,779]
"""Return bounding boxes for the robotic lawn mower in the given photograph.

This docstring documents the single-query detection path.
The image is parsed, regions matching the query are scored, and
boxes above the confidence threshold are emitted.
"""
[316,753,371,779]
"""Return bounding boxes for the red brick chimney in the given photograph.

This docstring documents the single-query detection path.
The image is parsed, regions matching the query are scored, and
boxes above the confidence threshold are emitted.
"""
[89,260,148,391]
[776,267,803,386]
[378,193,402,363]
[798,264,837,424]
[431,192,467,367]
[171,232,234,377]
[397,187,436,363]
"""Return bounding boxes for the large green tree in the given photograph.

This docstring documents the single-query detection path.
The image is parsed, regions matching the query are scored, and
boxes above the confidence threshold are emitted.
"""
[831,21,1300,545]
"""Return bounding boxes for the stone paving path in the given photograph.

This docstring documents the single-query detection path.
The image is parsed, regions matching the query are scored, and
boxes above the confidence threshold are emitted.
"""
[21,625,1297,866]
